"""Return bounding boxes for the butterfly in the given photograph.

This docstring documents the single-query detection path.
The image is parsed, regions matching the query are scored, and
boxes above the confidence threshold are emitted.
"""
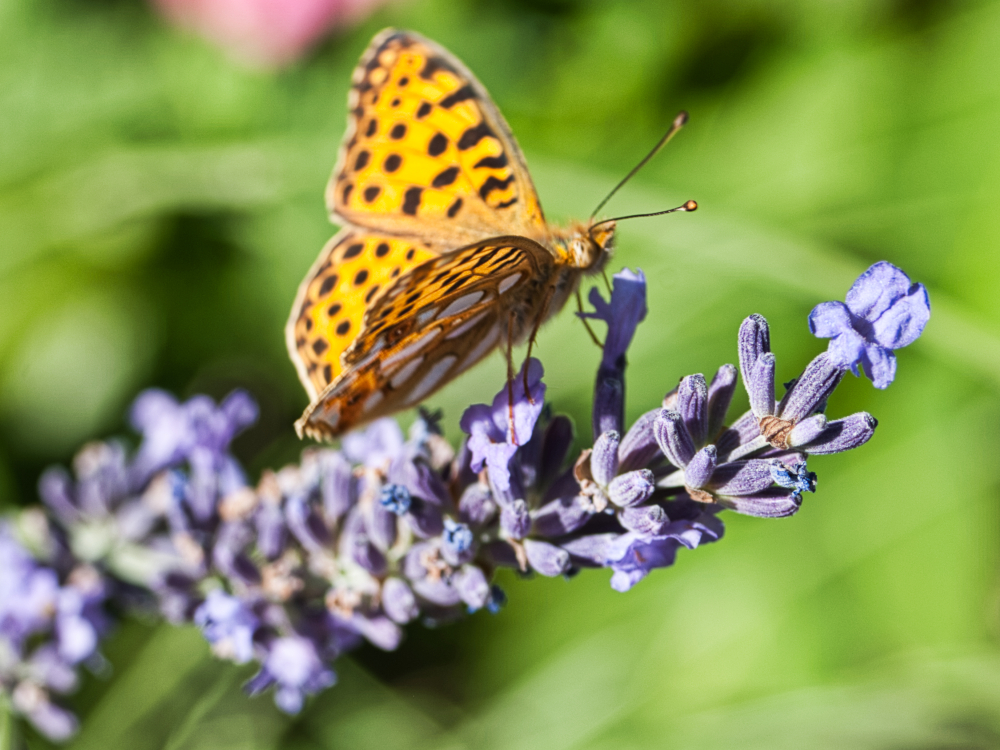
[287,29,691,441]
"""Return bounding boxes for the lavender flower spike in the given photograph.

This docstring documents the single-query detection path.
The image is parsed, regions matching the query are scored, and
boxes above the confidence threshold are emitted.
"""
[579,268,648,438]
[809,261,930,389]
[460,358,546,492]
[1,251,928,738]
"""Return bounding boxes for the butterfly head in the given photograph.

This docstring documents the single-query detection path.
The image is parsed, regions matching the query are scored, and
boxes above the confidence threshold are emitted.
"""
[587,221,616,258]
[554,221,616,272]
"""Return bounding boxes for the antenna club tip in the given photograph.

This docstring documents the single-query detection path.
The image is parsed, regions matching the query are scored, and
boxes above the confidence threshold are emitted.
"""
[683,200,698,212]
[674,111,689,127]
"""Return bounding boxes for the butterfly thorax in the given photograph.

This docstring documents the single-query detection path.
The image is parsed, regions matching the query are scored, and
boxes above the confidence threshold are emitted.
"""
[529,220,615,332]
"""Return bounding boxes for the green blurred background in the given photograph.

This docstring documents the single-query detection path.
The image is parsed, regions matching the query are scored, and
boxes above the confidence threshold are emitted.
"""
[4,0,1000,746]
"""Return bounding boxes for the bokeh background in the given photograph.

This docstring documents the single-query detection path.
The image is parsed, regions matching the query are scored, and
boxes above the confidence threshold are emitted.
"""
[3,0,1000,746]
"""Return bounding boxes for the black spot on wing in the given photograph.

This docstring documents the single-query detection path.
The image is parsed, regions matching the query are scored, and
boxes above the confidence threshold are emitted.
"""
[458,122,496,150]
[447,198,463,218]
[343,243,363,259]
[432,167,460,188]
[364,185,381,202]
[416,102,432,119]
[354,151,369,171]
[428,132,448,156]
[439,85,476,108]
[479,174,515,200]
[402,187,423,216]
[390,123,407,139]
[319,275,339,295]
[472,247,500,268]
[384,154,402,172]
[375,242,390,257]
[366,119,378,136]
[342,184,353,203]
[312,339,329,355]
[420,55,455,80]
[474,154,508,169]
[445,276,469,294]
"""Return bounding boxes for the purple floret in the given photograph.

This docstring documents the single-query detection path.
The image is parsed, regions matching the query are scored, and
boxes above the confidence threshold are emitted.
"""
[809,261,930,388]
[460,358,546,493]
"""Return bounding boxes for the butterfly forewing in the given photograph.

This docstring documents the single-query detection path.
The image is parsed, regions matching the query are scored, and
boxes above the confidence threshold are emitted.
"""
[329,29,547,244]
[296,237,554,440]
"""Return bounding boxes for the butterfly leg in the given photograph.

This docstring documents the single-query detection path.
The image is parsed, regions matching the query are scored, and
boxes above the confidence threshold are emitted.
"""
[522,284,557,402]
[600,268,613,295]
[505,311,518,445]
[576,289,604,349]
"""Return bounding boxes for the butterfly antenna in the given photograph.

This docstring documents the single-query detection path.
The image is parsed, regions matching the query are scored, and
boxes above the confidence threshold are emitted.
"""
[589,111,690,223]
[589,199,698,234]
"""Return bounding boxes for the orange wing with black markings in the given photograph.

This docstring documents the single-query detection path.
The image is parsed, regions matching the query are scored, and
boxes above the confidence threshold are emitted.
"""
[285,229,439,399]
[328,29,547,244]
[295,236,555,441]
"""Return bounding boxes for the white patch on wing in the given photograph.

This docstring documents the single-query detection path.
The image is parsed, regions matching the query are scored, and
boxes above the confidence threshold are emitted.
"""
[390,357,424,388]
[459,327,500,371]
[406,355,457,404]
[362,390,384,411]
[445,310,489,340]
[438,291,484,319]
[381,328,441,369]
[351,337,385,368]
[498,273,522,294]
[416,307,438,327]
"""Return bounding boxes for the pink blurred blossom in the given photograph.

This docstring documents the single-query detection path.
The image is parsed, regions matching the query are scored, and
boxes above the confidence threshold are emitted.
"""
[154,0,391,67]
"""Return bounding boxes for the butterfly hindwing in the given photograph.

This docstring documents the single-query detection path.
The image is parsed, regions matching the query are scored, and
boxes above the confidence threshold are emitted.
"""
[328,29,547,244]
[285,228,440,399]
[295,237,555,440]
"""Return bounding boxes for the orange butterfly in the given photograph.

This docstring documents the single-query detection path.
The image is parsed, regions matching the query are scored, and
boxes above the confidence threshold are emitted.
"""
[287,29,692,441]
